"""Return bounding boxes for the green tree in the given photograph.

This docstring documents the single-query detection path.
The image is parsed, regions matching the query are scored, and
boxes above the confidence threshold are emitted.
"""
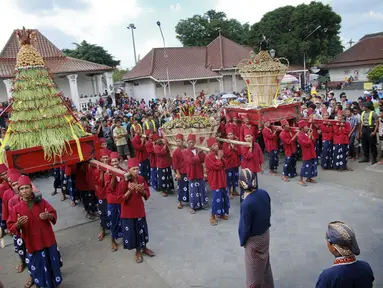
[367,65,383,83]
[112,68,129,82]
[175,10,251,46]
[63,40,120,67]
[250,1,343,65]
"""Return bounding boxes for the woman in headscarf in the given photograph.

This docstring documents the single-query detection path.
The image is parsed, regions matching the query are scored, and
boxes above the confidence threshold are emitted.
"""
[238,168,274,288]
[316,221,374,287]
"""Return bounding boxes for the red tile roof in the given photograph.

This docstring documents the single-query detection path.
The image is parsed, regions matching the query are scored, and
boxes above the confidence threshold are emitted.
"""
[327,33,383,68]
[123,36,253,81]
[0,29,113,78]
[207,36,253,69]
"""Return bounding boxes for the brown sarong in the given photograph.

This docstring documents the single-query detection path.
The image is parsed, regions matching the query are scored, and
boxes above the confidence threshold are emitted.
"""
[244,229,274,288]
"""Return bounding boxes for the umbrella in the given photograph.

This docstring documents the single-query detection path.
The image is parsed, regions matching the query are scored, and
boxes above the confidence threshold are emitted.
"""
[281,74,299,84]
[222,93,237,99]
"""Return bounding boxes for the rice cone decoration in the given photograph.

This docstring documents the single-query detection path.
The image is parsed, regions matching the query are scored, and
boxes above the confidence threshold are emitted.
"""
[0,27,88,162]
[237,47,289,107]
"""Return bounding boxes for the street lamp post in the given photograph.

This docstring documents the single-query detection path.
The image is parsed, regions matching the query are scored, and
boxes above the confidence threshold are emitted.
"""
[303,25,322,89]
[127,23,137,65]
[157,21,171,97]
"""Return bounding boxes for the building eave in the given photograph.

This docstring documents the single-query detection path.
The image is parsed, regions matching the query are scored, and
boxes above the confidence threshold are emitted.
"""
[124,75,223,83]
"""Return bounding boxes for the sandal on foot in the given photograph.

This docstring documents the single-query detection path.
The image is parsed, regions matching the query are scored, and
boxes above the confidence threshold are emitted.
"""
[24,277,34,288]
[60,194,66,201]
[98,231,105,241]
[143,247,156,257]
[51,191,57,196]
[135,252,143,263]
[111,244,118,252]
[229,193,234,200]
[71,201,76,207]
[177,203,183,209]
[210,216,218,226]
[282,176,290,182]
[298,180,308,187]
[189,208,196,214]
[222,215,229,220]
[161,192,168,197]
[16,262,26,273]
[306,179,317,183]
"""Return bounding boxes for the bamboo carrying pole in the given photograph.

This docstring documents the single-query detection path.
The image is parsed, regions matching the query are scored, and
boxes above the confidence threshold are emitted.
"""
[216,137,252,148]
[167,141,210,152]
[89,159,126,177]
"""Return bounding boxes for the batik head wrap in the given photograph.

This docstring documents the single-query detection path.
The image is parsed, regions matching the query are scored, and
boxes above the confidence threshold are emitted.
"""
[326,221,360,256]
[239,168,258,192]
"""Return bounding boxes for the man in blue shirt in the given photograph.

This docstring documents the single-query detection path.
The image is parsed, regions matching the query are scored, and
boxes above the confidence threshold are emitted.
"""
[316,221,374,288]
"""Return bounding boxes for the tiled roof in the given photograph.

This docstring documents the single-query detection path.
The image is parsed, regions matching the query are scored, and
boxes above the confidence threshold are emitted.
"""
[123,47,219,81]
[0,29,113,78]
[207,36,253,69]
[123,36,252,81]
[327,33,383,68]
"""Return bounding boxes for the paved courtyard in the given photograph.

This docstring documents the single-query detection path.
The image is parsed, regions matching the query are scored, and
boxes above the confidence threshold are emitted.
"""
[0,160,383,288]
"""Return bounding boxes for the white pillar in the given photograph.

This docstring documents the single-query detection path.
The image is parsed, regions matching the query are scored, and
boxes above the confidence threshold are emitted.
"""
[67,74,80,110]
[104,72,113,94]
[91,76,97,95]
[217,78,223,93]
[3,79,13,100]
[232,74,237,92]
[96,75,103,95]
[190,80,197,97]
[160,83,167,97]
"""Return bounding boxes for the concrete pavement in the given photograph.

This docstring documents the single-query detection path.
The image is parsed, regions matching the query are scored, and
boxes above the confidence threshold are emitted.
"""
[0,161,382,288]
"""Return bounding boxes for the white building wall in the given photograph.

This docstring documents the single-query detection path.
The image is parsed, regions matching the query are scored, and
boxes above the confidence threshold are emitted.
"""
[0,83,8,102]
[329,65,374,82]
[154,80,221,99]
[130,79,156,104]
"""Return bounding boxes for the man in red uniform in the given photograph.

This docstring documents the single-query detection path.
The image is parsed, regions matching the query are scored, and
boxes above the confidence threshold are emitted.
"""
[262,121,279,175]
[319,113,334,170]
[131,126,150,183]
[94,148,111,241]
[226,113,240,139]
[0,163,8,236]
[7,175,63,288]
[297,120,318,186]
[172,134,189,209]
[76,162,97,219]
[205,137,230,226]
[240,127,264,203]
[144,130,158,190]
[154,135,174,197]
[105,152,124,251]
[119,158,155,263]
[279,119,299,182]
[240,114,258,142]
[183,134,208,214]
[222,127,240,199]
[333,110,352,171]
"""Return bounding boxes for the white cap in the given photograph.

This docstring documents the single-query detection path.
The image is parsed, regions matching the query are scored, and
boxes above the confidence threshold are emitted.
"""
[364,90,370,95]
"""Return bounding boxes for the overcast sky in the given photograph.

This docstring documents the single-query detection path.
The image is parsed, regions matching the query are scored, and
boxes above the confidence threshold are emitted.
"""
[0,0,382,69]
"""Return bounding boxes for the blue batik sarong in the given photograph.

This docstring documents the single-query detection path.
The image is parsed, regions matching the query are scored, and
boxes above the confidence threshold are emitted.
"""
[13,235,26,263]
[26,245,63,288]
[80,190,97,213]
[139,159,150,183]
[150,167,158,190]
[0,198,6,234]
[98,199,109,230]
[52,168,63,189]
[121,217,149,250]
[225,167,239,190]
[189,179,208,210]
[321,140,333,169]
[177,174,189,203]
[332,144,349,170]
[300,158,318,179]
[211,188,230,216]
[107,203,122,239]
[282,153,297,178]
[157,167,174,192]
[268,150,279,170]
